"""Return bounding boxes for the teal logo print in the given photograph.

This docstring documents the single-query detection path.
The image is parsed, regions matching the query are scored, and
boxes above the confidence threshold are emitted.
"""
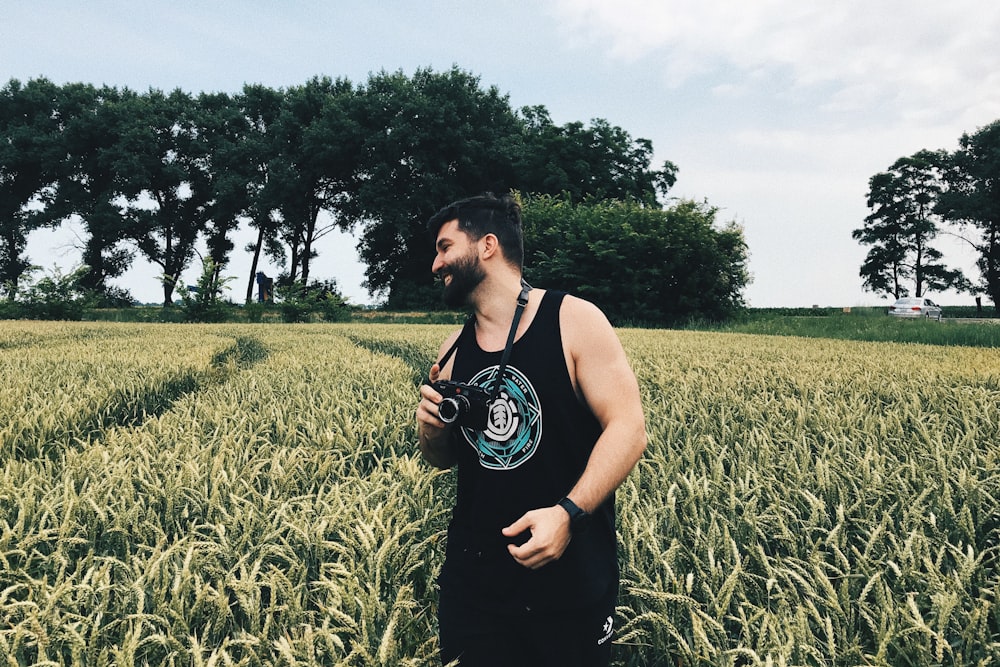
[460,365,542,470]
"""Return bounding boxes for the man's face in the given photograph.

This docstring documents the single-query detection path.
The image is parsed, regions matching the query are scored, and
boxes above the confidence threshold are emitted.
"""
[433,219,486,308]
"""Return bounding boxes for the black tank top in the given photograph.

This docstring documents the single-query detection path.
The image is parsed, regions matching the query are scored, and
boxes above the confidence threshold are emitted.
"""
[439,290,618,611]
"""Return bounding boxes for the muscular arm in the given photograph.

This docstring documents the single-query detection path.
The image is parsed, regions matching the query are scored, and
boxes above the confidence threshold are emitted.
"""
[561,297,648,512]
[416,330,461,469]
[504,297,646,568]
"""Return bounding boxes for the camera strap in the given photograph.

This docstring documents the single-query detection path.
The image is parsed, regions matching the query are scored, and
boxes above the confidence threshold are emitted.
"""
[490,279,531,402]
[433,278,533,402]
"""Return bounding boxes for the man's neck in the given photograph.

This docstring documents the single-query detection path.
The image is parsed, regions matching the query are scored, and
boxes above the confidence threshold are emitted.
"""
[471,272,527,338]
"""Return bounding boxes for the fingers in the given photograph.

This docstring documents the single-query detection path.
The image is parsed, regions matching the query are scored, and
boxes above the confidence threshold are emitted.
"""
[417,365,443,423]
[416,385,445,428]
[503,507,572,570]
[507,536,556,570]
[501,515,530,538]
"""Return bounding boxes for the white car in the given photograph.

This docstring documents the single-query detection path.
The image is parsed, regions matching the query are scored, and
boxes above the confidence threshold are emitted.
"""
[888,297,942,320]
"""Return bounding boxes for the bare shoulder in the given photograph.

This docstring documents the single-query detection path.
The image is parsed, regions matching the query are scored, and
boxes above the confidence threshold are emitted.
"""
[558,295,639,419]
[558,294,629,380]
[559,294,618,348]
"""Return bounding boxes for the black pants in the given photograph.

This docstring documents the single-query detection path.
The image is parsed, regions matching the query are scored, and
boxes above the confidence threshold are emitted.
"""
[437,582,617,667]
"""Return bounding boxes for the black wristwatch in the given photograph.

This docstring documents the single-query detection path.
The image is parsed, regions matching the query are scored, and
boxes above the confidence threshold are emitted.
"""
[557,496,590,531]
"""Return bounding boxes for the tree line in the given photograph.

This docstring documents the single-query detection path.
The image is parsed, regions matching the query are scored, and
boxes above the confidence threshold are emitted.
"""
[2,68,696,310]
[853,119,1000,313]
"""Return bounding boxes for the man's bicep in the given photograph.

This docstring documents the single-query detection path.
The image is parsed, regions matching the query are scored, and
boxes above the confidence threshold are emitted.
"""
[566,300,642,426]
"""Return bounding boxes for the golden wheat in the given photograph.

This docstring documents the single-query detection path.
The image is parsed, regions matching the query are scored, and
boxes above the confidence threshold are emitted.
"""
[1,323,997,666]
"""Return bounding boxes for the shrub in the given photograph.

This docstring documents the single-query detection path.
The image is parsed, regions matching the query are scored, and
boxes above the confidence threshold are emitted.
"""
[277,279,352,323]
[523,195,751,326]
[1,266,90,320]
[177,259,235,323]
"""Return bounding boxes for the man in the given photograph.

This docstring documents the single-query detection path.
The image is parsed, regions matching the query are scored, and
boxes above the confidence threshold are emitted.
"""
[415,193,647,666]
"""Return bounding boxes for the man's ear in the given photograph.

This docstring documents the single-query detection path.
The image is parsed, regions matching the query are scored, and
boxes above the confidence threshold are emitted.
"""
[479,233,500,260]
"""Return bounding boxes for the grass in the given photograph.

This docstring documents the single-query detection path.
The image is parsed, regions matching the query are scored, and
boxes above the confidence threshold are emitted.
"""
[697,308,1000,348]
[75,302,1000,346]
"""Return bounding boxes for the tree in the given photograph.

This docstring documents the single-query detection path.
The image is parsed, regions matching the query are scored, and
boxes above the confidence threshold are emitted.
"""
[349,67,676,309]
[516,106,677,205]
[0,78,63,298]
[116,89,211,305]
[350,67,525,308]
[261,76,361,290]
[193,90,258,299]
[523,194,749,325]
[937,119,1000,313]
[45,83,137,301]
[854,150,968,299]
[238,84,285,304]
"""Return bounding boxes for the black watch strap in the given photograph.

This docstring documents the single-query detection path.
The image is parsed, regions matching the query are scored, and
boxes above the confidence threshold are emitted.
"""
[557,496,590,530]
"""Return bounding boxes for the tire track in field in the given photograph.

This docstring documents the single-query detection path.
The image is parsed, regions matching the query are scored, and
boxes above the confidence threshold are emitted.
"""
[346,336,437,387]
[27,335,269,460]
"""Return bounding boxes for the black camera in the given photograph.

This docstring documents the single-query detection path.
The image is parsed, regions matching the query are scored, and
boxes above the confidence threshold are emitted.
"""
[429,380,490,430]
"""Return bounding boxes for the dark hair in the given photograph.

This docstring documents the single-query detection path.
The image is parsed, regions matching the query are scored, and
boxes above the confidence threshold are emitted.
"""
[427,193,524,269]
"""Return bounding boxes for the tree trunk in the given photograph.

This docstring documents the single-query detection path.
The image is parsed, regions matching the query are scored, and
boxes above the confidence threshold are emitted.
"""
[246,225,265,304]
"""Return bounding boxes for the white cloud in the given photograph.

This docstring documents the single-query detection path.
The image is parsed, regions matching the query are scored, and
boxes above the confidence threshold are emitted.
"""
[547,0,1000,123]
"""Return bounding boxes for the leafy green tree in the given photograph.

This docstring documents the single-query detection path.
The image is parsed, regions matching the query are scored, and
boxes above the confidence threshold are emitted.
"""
[516,106,677,205]
[0,78,63,298]
[937,119,1000,313]
[854,150,968,299]
[116,89,211,305]
[523,195,749,325]
[238,84,285,303]
[349,67,675,309]
[350,67,524,308]
[193,90,261,300]
[44,83,137,302]
[262,77,361,289]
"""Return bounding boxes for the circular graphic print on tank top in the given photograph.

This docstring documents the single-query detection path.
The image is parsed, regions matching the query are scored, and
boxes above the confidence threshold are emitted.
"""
[459,364,542,470]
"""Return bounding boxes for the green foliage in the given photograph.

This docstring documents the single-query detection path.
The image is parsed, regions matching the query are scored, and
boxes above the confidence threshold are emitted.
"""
[859,118,1000,313]
[0,265,91,320]
[346,68,676,307]
[0,78,65,297]
[523,195,750,326]
[4,72,682,311]
[938,119,1000,314]
[177,258,236,323]
[276,278,351,323]
[118,89,212,306]
[243,301,266,323]
[47,83,138,295]
[515,106,677,205]
[854,150,969,299]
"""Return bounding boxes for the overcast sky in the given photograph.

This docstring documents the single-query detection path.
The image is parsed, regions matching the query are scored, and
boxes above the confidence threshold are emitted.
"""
[5,1,999,307]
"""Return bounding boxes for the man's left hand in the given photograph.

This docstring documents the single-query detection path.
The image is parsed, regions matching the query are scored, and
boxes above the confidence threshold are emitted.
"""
[502,506,572,570]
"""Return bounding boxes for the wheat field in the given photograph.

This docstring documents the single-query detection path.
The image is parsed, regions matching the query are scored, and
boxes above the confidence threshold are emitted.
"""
[1,322,998,666]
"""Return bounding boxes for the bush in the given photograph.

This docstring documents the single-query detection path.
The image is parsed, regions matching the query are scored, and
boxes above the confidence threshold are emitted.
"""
[89,285,137,308]
[277,279,352,323]
[177,259,235,323]
[523,195,751,326]
[1,266,90,320]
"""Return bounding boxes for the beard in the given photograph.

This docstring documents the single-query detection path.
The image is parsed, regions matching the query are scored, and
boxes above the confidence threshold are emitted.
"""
[441,251,486,308]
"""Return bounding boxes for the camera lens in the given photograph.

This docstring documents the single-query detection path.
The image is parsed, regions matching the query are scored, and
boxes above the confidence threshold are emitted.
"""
[438,396,467,424]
